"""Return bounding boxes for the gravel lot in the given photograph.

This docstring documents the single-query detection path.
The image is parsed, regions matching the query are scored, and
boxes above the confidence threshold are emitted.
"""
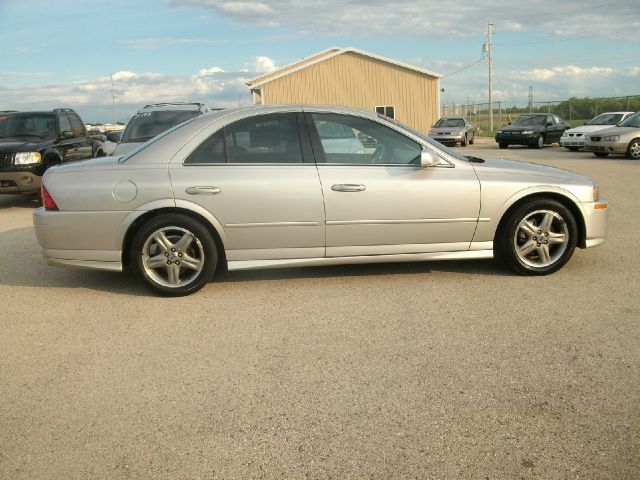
[1,139,638,479]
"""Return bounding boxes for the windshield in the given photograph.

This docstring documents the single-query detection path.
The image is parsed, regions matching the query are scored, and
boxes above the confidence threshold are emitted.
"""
[586,113,625,125]
[513,115,547,126]
[620,112,640,128]
[0,113,57,139]
[120,110,201,143]
[434,118,465,128]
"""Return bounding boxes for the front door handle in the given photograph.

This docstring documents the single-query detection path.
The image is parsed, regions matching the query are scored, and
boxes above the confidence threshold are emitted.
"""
[185,186,221,195]
[331,184,366,192]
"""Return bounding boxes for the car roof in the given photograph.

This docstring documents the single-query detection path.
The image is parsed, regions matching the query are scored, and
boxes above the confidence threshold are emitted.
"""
[138,102,208,113]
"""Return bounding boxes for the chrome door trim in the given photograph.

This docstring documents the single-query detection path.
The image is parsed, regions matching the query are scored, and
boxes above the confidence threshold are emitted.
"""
[225,221,323,228]
[325,217,479,226]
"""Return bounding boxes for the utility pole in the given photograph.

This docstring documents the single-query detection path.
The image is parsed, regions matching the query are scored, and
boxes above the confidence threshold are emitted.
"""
[110,74,118,124]
[528,86,533,113]
[487,23,494,132]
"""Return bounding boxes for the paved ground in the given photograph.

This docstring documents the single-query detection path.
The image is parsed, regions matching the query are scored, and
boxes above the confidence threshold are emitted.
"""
[1,140,639,479]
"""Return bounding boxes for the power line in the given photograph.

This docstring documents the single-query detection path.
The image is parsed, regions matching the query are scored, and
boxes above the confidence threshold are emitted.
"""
[441,57,485,78]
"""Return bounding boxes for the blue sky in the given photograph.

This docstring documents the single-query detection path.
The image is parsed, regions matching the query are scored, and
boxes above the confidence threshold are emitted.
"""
[1,0,638,123]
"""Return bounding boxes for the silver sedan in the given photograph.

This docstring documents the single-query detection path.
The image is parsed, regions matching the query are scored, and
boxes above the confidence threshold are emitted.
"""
[34,105,609,296]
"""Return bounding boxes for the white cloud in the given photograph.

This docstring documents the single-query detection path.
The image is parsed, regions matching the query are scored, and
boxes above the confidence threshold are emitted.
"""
[513,66,615,81]
[118,37,226,48]
[197,66,225,76]
[169,0,640,38]
[245,56,277,73]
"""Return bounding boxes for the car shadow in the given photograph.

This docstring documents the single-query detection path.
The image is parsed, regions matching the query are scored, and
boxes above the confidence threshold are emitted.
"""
[0,225,513,295]
[0,194,40,210]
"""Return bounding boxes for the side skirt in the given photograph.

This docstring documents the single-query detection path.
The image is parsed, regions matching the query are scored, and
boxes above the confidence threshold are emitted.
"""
[227,249,494,271]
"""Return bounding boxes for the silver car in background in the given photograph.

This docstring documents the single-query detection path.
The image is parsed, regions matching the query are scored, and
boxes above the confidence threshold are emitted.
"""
[560,111,635,151]
[428,117,474,146]
[584,112,640,159]
[34,105,608,296]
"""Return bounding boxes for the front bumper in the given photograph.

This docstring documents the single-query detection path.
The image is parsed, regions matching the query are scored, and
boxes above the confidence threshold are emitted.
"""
[584,140,628,155]
[581,199,609,248]
[431,134,464,144]
[495,132,538,145]
[560,135,586,148]
[0,171,41,194]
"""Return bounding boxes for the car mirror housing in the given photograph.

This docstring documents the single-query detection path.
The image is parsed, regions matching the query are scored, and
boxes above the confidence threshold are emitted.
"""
[420,150,439,168]
[62,130,74,138]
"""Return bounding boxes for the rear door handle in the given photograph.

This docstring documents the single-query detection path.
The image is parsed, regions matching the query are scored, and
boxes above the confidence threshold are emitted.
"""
[331,184,366,192]
[185,186,221,195]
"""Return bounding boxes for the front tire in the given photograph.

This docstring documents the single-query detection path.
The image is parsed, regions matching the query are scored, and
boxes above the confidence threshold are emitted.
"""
[626,138,640,159]
[535,134,544,149]
[131,214,217,296]
[495,199,578,275]
[461,134,468,147]
[499,143,508,149]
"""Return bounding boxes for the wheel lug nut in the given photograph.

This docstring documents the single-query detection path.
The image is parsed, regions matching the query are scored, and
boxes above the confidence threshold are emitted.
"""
[166,260,171,265]
[533,236,537,240]
[536,243,541,247]
[171,248,176,252]
[176,261,180,265]
[178,253,183,257]
[544,240,548,244]
[164,252,169,257]
[538,230,541,234]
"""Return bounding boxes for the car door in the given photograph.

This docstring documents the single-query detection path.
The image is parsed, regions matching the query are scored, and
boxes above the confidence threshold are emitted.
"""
[306,111,481,257]
[169,111,326,262]
[56,114,81,162]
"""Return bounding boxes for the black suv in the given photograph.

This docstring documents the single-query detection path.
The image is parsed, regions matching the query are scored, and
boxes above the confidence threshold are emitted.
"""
[0,109,94,195]
[495,113,570,149]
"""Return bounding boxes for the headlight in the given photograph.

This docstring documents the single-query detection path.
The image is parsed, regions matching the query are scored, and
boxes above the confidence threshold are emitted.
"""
[604,135,619,141]
[561,131,569,137]
[496,130,503,134]
[521,130,534,134]
[593,185,600,202]
[14,152,42,165]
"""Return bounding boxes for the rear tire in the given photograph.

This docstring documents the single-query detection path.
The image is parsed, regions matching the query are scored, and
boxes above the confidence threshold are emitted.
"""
[131,214,217,296]
[495,198,578,275]
[626,138,640,159]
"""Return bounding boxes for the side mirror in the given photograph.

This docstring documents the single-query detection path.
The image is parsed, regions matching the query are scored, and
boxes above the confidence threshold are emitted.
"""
[420,150,439,168]
[62,130,73,138]
[546,122,553,127]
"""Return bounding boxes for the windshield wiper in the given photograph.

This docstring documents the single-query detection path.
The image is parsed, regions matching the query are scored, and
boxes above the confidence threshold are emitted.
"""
[465,155,485,163]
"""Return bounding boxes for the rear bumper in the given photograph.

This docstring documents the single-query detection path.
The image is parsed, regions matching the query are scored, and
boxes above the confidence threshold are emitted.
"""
[0,171,41,194]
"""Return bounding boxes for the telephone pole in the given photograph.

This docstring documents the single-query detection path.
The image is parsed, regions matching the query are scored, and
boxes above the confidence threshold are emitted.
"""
[487,23,494,132]
[110,74,118,124]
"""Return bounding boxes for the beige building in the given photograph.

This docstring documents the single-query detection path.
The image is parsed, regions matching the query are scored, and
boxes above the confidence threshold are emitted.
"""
[245,47,442,134]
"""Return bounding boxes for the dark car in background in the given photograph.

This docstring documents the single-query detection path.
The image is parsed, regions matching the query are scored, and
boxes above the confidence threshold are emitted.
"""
[496,113,570,149]
[113,102,210,156]
[0,108,94,194]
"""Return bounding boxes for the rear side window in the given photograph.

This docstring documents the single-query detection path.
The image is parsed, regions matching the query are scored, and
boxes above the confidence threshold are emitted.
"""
[185,113,304,164]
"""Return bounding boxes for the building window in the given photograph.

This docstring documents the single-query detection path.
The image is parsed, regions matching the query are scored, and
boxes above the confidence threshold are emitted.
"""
[375,106,395,119]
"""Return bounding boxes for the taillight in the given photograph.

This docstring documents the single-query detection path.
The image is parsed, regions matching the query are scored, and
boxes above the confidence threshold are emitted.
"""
[41,183,59,211]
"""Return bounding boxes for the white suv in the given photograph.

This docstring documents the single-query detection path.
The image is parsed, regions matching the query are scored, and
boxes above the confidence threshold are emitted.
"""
[560,111,635,151]
[114,103,212,156]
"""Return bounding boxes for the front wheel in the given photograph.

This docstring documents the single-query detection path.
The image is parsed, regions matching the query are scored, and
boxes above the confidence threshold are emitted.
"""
[131,214,217,296]
[461,134,468,147]
[535,134,544,149]
[626,138,640,159]
[495,199,578,275]
[499,143,508,149]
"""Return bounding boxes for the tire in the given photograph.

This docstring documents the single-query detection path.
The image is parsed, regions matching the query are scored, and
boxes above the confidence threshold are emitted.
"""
[499,143,508,149]
[494,198,578,276]
[469,133,475,145]
[566,147,580,152]
[593,152,609,158]
[461,134,468,147]
[535,134,544,149]
[626,138,640,159]
[131,214,217,296]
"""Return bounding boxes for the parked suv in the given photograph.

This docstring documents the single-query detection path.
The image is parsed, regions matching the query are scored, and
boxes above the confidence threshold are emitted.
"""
[113,103,210,156]
[495,113,570,149]
[0,108,94,195]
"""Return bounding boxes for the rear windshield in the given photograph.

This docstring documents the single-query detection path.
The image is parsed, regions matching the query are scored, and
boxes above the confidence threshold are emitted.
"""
[434,118,465,128]
[120,110,200,143]
[620,112,640,128]
[586,113,625,125]
[0,113,57,139]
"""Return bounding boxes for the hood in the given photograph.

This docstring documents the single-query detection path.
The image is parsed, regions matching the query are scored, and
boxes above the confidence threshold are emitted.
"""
[113,142,142,156]
[499,124,544,132]
[587,125,639,136]
[0,137,52,153]
[564,125,616,134]
[474,157,592,184]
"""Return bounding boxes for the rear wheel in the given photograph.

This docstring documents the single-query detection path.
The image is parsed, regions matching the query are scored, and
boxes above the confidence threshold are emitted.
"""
[131,214,217,296]
[495,198,577,275]
[593,152,609,158]
[626,138,640,159]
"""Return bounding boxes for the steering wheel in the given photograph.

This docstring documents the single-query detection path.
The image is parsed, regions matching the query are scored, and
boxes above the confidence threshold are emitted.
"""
[370,144,386,164]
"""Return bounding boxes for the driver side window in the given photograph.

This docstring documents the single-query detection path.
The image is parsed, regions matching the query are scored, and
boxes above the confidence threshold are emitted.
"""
[310,113,422,165]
